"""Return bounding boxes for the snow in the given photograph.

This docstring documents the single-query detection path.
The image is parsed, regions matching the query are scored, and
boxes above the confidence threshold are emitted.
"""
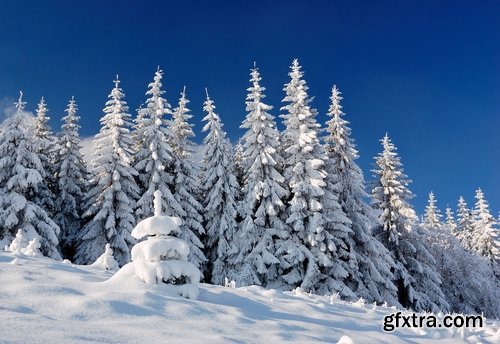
[112,260,200,299]
[90,243,119,271]
[131,215,182,239]
[0,251,498,343]
[124,196,201,299]
[131,237,189,262]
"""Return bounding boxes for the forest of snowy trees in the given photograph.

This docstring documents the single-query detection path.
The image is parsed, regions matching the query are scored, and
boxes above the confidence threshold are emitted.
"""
[0,60,499,318]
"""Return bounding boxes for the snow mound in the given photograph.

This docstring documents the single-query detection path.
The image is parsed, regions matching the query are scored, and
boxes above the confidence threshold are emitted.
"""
[9,229,42,257]
[24,237,42,257]
[90,243,119,271]
[337,335,355,344]
[111,261,200,300]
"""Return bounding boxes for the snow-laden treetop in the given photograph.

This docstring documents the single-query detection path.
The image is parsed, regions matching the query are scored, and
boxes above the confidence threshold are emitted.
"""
[131,190,183,239]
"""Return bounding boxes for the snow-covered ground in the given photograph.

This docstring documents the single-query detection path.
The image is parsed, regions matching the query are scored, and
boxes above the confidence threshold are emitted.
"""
[0,252,498,344]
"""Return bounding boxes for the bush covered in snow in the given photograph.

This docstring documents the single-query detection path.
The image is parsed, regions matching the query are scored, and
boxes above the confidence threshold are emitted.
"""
[112,191,200,299]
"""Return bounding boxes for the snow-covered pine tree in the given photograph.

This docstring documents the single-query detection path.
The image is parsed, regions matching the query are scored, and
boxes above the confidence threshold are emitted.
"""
[132,102,146,152]
[33,97,57,216]
[470,188,500,262]
[170,88,206,270]
[323,85,398,304]
[201,90,239,285]
[456,196,474,248]
[233,139,245,187]
[371,134,449,312]
[53,97,87,260]
[445,207,457,233]
[0,92,61,259]
[230,65,289,288]
[74,77,139,266]
[279,59,333,293]
[133,68,184,220]
[423,192,442,230]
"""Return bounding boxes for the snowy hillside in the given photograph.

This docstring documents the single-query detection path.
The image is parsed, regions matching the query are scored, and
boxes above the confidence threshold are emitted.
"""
[0,252,498,344]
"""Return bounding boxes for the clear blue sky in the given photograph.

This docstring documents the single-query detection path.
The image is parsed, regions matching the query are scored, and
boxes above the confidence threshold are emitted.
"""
[0,0,498,215]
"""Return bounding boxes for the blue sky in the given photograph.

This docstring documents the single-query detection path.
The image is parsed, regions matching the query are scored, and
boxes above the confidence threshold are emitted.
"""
[0,0,498,215]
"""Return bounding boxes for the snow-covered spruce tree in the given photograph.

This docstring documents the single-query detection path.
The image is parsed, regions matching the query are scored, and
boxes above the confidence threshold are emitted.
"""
[53,97,87,260]
[201,90,239,285]
[0,92,61,259]
[423,192,442,230]
[33,97,57,216]
[170,88,206,270]
[133,68,184,220]
[456,196,474,248]
[470,188,500,262]
[279,59,336,293]
[112,190,201,299]
[74,77,139,266]
[323,85,398,304]
[445,207,457,233]
[233,139,245,187]
[230,65,289,288]
[371,134,449,312]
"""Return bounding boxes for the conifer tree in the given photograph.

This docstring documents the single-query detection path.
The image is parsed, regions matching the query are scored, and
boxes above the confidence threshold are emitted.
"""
[371,134,448,312]
[423,192,442,230]
[133,68,184,220]
[75,77,139,266]
[456,196,474,249]
[0,92,61,259]
[54,97,87,259]
[201,90,239,285]
[324,85,398,303]
[470,188,499,262]
[279,59,332,292]
[445,207,457,233]
[233,139,245,187]
[33,97,57,216]
[171,88,206,269]
[231,65,289,288]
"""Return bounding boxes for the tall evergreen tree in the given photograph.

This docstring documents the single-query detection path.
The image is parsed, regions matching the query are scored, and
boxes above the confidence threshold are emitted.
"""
[33,97,57,216]
[456,196,474,248]
[470,188,499,262]
[171,88,206,269]
[233,139,245,188]
[423,192,442,230]
[445,207,457,233]
[201,90,239,285]
[54,97,87,260]
[323,85,398,304]
[371,134,449,312]
[279,59,333,292]
[0,92,61,259]
[133,68,184,220]
[231,65,289,288]
[75,77,139,266]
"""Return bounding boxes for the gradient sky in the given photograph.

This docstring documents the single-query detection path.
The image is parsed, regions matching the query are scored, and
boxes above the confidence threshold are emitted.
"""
[0,0,498,215]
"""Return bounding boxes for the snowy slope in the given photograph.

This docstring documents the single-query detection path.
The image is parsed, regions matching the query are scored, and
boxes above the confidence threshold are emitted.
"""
[0,252,498,344]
